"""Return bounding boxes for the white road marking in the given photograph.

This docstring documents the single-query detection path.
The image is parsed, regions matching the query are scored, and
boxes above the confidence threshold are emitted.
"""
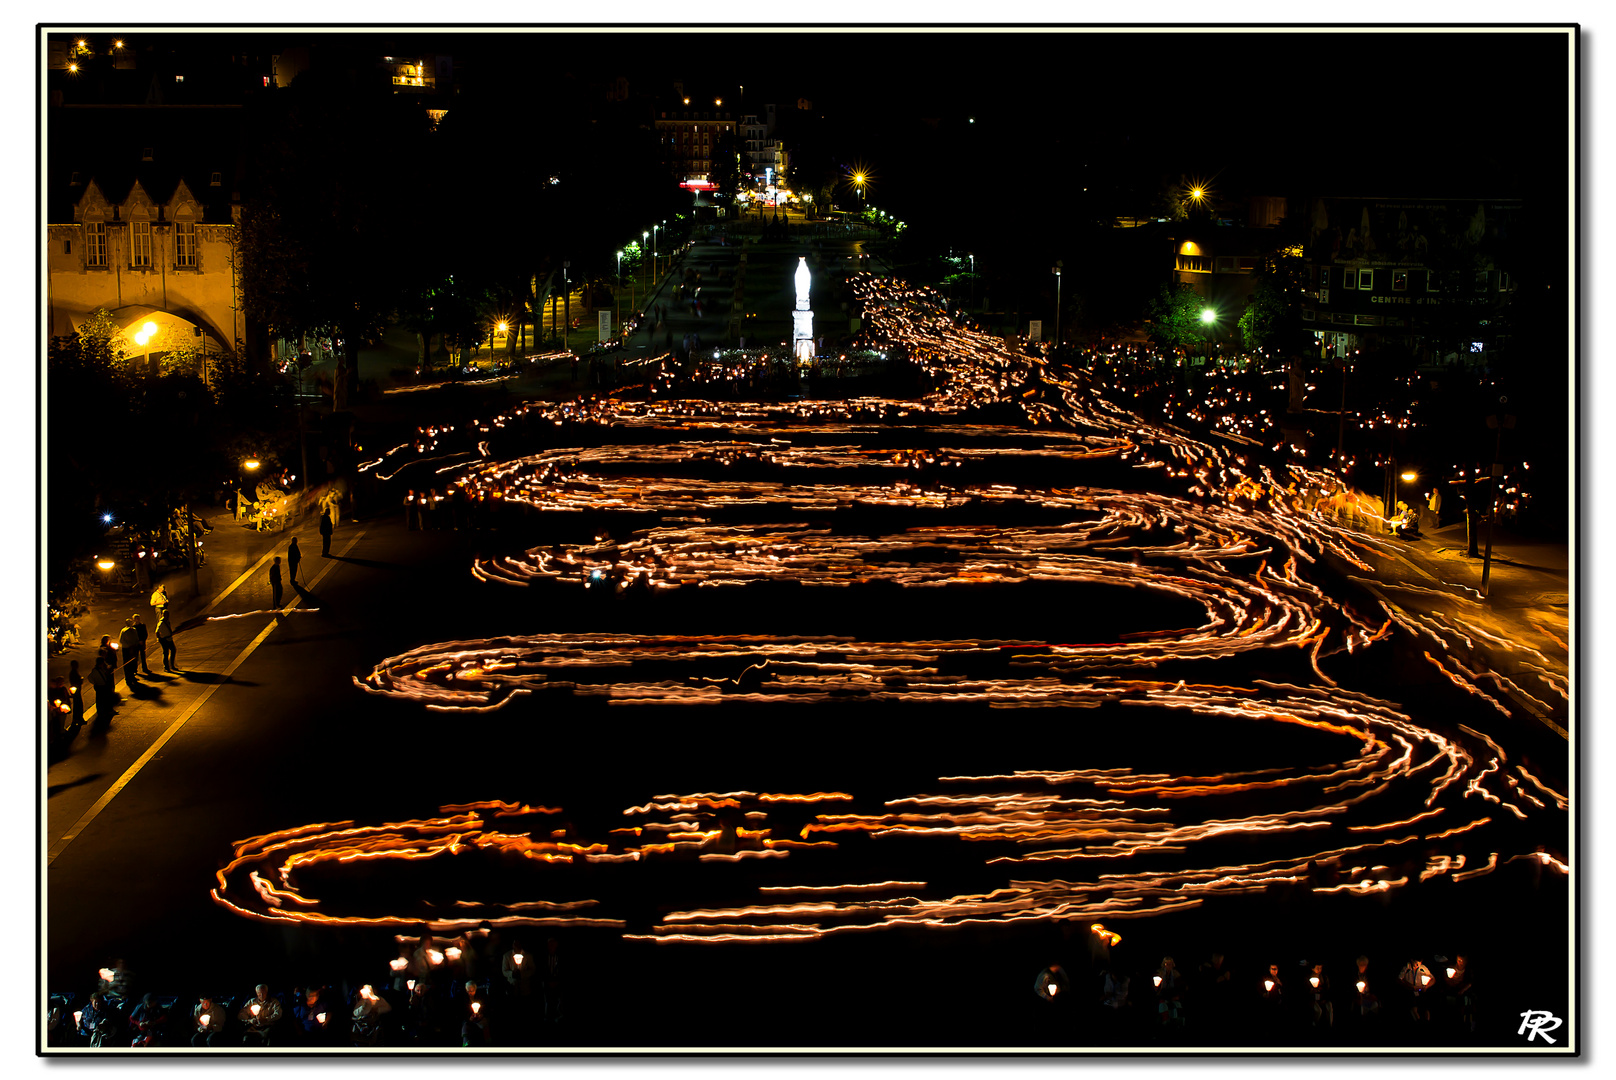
[46,530,365,865]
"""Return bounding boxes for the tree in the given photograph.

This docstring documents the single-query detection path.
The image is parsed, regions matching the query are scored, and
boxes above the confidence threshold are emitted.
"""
[1238,253,1308,354]
[1147,283,1208,350]
[239,66,432,409]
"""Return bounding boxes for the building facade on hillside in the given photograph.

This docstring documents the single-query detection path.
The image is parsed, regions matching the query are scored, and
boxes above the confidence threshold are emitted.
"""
[654,96,736,188]
[47,174,241,370]
[1167,196,1289,343]
[739,105,786,191]
[1300,197,1519,365]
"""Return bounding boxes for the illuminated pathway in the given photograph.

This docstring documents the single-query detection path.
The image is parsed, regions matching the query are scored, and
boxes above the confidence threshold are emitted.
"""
[214,273,1568,947]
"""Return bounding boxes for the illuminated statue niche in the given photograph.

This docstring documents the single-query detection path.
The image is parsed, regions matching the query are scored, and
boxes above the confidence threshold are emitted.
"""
[793,256,815,363]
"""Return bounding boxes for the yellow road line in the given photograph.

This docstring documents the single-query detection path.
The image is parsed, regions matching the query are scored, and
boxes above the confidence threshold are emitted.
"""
[46,530,365,865]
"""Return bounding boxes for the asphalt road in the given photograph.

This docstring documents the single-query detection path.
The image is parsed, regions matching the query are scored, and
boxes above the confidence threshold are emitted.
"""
[43,343,1573,1052]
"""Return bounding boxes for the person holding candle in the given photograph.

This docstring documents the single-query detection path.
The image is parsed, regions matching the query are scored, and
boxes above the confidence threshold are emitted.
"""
[350,984,392,1047]
[292,985,332,1046]
[501,939,534,997]
[1306,962,1333,1030]
[1397,956,1434,1022]
[77,990,116,1046]
[1438,954,1473,1032]
[1154,956,1185,1030]
[191,995,224,1047]
[460,980,491,1047]
[238,984,282,1046]
[1032,964,1068,1003]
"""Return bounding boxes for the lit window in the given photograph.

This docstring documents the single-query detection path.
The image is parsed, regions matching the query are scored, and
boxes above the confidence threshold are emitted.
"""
[131,220,152,267]
[1474,271,1488,292]
[85,222,107,267]
[1358,269,1373,290]
[176,221,197,268]
[210,172,222,186]
[1341,269,1356,289]
[142,147,153,162]
[175,74,184,83]
[1498,271,1510,291]
[1392,270,1408,291]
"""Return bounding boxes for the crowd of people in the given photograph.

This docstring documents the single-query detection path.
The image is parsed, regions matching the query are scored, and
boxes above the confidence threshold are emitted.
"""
[1033,934,1478,1045]
[46,931,568,1050]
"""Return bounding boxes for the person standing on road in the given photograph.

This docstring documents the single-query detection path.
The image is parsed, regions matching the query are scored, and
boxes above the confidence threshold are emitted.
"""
[132,613,153,675]
[150,583,168,620]
[319,507,334,556]
[288,535,303,586]
[156,606,177,672]
[117,618,141,686]
[269,556,284,609]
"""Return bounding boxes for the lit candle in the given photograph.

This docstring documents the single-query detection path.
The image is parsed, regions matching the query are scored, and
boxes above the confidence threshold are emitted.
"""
[390,957,409,971]
[1153,975,1162,988]
[1421,973,1432,986]
[513,953,523,966]
[200,1014,210,1028]
[1446,968,1456,979]
[1309,977,1320,989]
[98,967,115,982]
[446,947,462,961]
[316,1012,327,1025]
[251,1003,261,1016]
[1264,980,1275,993]
[73,1011,82,1025]
[428,950,443,966]
[1047,982,1059,997]
[1356,980,1367,994]
[471,1001,482,1015]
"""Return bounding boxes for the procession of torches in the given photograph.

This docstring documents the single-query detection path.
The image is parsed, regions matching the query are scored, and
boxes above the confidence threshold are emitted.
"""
[213,271,1568,945]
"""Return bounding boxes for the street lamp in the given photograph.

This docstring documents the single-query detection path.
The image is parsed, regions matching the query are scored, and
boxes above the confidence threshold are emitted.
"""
[615,250,623,331]
[1200,306,1218,359]
[1051,261,1063,348]
[969,253,975,312]
[134,320,158,377]
[643,231,650,288]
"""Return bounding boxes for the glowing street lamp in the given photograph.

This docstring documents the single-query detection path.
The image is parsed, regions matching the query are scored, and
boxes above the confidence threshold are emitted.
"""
[643,230,650,288]
[134,320,159,376]
[243,458,261,472]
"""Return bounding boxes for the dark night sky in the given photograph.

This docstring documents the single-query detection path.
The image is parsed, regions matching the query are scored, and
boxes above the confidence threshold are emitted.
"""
[60,26,1569,202]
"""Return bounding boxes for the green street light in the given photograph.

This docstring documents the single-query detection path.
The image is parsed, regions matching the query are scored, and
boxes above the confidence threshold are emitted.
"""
[1200,308,1217,324]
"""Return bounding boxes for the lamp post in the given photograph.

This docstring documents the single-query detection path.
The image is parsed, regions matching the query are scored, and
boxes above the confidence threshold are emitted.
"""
[615,250,623,331]
[1051,261,1063,349]
[1480,397,1515,596]
[643,231,651,293]
[969,253,975,312]
[134,320,158,377]
[1200,306,1217,360]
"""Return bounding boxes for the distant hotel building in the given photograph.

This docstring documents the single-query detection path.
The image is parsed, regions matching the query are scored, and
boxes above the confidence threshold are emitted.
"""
[1299,196,1519,364]
[654,87,736,189]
